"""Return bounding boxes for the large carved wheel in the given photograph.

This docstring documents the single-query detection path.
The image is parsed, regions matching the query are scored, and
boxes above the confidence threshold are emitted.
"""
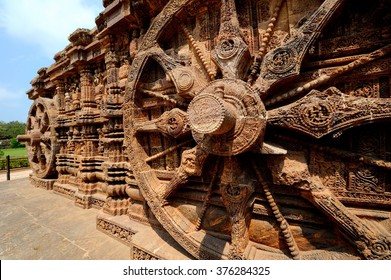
[124,0,391,259]
[18,98,59,179]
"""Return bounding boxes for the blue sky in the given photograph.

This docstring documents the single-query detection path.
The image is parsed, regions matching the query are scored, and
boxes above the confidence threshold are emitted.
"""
[0,0,102,123]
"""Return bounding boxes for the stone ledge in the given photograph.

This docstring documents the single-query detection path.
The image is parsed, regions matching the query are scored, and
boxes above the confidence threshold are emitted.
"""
[97,212,193,260]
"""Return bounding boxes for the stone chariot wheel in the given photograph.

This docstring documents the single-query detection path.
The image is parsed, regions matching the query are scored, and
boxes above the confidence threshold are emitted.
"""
[18,97,59,179]
[124,0,391,259]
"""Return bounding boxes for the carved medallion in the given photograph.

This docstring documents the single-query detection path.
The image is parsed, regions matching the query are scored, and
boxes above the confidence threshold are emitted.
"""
[266,47,297,74]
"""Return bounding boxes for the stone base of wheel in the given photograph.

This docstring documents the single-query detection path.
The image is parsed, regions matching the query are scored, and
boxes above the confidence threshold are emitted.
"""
[29,175,56,190]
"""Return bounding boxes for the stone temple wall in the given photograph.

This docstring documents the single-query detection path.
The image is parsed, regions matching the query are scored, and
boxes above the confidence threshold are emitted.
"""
[19,0,391,260]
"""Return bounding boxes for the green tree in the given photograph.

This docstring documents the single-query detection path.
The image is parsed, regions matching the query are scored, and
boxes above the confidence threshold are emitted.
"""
[10,137,25,148]
[0,121,7,139]
[0,121,26,139]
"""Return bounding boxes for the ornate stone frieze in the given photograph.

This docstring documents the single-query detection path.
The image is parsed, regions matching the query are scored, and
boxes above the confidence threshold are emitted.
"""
[97,217,135,245]
[131,245,160,260]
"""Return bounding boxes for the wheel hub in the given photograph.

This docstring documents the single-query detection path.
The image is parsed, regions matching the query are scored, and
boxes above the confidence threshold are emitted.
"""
[187,79,266,156]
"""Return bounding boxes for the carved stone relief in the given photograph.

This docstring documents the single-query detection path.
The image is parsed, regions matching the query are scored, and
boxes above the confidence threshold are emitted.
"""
[20,0,391,260]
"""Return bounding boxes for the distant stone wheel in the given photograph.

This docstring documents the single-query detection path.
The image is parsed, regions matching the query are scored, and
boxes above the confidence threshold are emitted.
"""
[18,97,59,179]
[124,0,390,260]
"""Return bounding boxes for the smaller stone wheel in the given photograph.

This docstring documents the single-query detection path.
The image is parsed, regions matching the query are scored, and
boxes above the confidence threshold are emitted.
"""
[17,97,59,179]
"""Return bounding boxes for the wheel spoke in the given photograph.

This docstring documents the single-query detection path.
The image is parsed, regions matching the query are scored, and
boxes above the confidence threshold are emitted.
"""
[211,0,251,79]
[255,0,345,97]
[145,139,193,164]
[268,87,391,139]
[159,145,208,202]
[143,45,209,100]
[265,43,391,107]
[181,24,216,81]
[267,152,391,259]
[247,0,286,84]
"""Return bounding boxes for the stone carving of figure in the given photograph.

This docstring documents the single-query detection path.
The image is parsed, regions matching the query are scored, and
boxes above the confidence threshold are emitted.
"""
[129,29,145,60]
[94,68,104,105]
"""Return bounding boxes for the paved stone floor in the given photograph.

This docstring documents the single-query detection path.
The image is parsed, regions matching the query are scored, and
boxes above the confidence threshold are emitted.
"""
[0,169,130,260]
[0,168,33,182]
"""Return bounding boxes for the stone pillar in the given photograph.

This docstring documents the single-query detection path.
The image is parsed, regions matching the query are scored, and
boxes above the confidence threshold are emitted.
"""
[80,68,95,109]
[105,50,119,87]
[54,80,66,113]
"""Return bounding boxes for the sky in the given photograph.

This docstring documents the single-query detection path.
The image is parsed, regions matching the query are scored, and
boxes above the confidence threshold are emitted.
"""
[0,0,102,123]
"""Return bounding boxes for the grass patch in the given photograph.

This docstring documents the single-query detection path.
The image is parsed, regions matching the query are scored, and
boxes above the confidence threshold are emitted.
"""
[0,148,27,158]
[0,148,29,170]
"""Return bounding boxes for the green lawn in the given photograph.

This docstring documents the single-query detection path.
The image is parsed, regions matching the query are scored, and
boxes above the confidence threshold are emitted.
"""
[0,148,27,158]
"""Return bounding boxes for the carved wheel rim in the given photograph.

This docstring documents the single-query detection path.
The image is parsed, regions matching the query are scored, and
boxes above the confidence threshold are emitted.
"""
[124,0,391,259]
[22,98,59,179]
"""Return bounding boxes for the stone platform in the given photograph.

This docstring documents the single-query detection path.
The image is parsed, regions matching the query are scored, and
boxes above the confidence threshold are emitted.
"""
[0,173,130,260]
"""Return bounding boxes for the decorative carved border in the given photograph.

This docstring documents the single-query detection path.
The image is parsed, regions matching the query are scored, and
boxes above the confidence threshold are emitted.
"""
[90,196,105,209]
[53,183,76,199]
[29,175,56,190]
[96,216,135,246]
[131,245,160,260]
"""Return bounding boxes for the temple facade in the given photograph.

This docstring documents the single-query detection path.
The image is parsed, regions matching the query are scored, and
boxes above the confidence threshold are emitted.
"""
[19,0,391,259]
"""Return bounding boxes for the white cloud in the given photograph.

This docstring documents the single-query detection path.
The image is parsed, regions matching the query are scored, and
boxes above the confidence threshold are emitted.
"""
[0,0,101,58]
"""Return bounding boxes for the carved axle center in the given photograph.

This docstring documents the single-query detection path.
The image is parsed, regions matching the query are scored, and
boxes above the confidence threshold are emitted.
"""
[187,93,237,135]
[17,130,42,146]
